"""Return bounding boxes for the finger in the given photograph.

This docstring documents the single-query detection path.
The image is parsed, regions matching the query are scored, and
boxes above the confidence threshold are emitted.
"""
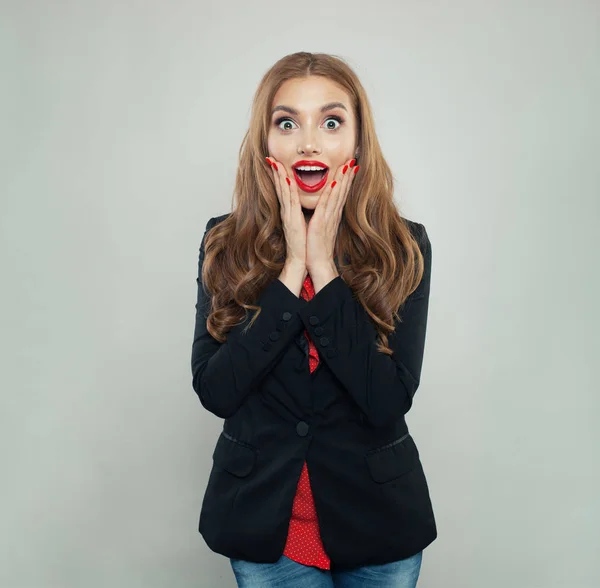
[285,164,302,215]
[313,166,336,219]
[320,161,347,219]
[267,156,285,211]
[334,158,355,219]
[271,156,292,215]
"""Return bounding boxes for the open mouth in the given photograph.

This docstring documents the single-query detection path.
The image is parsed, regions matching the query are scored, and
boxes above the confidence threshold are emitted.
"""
[292,164,329,192]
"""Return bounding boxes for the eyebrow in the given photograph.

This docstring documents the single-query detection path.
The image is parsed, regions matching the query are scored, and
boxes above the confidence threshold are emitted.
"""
[271,102,348,116]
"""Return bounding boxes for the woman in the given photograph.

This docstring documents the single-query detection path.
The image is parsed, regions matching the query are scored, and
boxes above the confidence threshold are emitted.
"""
[191,51,436,587]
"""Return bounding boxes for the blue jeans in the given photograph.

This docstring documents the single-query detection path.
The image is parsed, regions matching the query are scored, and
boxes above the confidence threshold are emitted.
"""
[230,551,423,587]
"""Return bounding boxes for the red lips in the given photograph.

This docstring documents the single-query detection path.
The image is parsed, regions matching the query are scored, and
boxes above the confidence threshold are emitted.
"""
[292,160,329,193]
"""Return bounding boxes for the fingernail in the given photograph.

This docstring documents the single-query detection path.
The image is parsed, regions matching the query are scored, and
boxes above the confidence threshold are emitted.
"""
[342,165,348,175]
[265,157,271,165]
[349,159,356,167]
[353,165,360,174]
[272,162,278,171]
[286,177,291,186]
[331,180,337,188]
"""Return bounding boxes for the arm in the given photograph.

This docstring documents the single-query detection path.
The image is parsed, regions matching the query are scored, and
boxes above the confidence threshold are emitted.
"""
[296,222,432,428]
[191,217,308,419]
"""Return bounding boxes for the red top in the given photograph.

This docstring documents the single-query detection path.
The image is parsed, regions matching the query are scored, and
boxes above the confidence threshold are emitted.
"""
[282,274,331,570]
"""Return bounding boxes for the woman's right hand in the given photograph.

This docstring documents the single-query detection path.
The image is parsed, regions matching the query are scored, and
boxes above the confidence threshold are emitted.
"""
[266,156,307,279]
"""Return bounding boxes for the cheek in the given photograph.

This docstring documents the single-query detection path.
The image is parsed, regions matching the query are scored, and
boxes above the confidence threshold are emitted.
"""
[324,136,353,158]
[267,131,299,159]
[266,129,279,150]
[267,129,286,147]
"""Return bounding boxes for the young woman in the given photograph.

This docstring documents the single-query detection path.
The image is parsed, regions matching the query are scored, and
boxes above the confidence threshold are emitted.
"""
[191,52,436,587]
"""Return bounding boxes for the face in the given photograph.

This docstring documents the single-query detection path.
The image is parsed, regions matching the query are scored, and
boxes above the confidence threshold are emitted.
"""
[267,76,358,214]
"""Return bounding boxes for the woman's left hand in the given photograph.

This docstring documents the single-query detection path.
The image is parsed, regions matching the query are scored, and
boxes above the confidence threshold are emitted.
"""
[306,158,358,277]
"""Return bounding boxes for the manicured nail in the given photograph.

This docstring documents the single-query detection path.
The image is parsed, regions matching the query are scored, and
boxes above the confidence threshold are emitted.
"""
[265,157,272,165]
[353,165,360,174]
[342,165,348,175]
[331,180,337,188]
[286,177,291,186]
[349,159,356,167]
[272,162,278,171]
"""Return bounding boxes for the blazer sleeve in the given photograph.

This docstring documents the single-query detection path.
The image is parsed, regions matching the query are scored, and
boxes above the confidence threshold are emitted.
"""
[296,222,432,428]
[191,216,308,419]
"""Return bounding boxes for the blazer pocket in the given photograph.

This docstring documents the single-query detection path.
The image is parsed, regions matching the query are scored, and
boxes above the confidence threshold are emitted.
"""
[364,433,418,484]
[212,431,257,478]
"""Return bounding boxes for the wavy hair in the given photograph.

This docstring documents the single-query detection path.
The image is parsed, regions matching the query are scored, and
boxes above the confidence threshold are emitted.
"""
[201,51,426,355]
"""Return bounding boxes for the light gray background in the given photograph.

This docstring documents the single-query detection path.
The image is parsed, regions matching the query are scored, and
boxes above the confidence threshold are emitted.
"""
[1,1,598,587]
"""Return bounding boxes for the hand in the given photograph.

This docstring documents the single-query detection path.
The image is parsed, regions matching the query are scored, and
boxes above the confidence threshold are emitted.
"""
[266,155,308,279]
[306,158,358,276]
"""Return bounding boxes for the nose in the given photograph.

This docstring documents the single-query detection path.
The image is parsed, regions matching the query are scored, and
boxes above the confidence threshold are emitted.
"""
[297,144,322,156]
[297,128,321,156]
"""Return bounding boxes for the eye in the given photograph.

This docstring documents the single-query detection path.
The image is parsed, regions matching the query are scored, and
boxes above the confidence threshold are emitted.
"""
[324,116,343,130]
[275,118,297,132]
[273,115,344,132]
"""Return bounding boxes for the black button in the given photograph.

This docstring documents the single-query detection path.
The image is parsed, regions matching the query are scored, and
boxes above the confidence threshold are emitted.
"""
[320,337,329,346]
[309,316,319,325]
[282,311,292,321]
[296,421,309,437]
[314,326,324,336]
[269,331,280,341]
[326,348,337,358]
[263,342,272,351]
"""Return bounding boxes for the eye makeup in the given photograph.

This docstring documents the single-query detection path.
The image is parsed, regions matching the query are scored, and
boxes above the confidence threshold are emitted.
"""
[273,114,345,131]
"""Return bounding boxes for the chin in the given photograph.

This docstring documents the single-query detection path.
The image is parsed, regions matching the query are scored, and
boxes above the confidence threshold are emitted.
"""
[299,194,320,210]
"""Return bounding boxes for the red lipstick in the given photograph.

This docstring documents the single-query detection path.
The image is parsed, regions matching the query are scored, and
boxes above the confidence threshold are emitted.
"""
[292,159,329,193]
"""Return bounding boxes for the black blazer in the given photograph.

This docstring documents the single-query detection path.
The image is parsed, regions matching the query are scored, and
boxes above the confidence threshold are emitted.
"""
[191,212,437,569]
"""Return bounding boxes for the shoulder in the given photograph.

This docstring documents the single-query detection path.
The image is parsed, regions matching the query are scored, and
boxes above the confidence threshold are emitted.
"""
[199,213,232,254]
[401,217,431,257]
[206,212,233,230]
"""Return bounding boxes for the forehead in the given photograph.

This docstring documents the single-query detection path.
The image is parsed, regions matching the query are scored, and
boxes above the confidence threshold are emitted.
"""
[271,76,352,112]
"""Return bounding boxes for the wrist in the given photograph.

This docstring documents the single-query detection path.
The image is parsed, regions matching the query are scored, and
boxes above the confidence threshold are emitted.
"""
[307,262,339,294]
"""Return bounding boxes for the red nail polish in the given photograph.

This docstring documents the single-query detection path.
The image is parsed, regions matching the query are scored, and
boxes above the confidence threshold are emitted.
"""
[349,159,356,167]
[272,162,278,171]
[331,180,337,188]
[342,165,348,175]
[353,165,360,174]
[286,177,291,186]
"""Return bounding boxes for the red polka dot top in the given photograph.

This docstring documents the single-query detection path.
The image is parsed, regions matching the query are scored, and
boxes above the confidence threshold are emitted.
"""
[282,273,331,570]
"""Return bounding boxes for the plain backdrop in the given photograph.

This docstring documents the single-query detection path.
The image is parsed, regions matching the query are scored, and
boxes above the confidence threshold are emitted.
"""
[1,1,598,587]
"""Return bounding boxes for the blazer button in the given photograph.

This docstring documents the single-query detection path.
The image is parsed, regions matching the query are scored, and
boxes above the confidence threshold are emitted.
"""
[309,316,319,325]
[314,326,324,336]
[282,311,292,321]
[296,421,309,437]
[269,331,280,341]
[319,337,330,346]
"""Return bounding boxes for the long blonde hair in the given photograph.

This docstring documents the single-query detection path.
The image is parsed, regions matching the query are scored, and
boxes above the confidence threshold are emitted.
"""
[202,51,426,356]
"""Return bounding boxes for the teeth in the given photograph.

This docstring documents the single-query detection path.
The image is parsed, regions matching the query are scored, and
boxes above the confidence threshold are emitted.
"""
[295,165,326,171]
